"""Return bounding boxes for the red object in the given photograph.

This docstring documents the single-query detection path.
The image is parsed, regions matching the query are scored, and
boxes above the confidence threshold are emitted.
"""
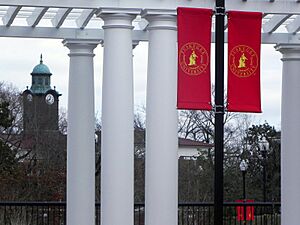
[236,199,255,221]
[177,7,212,110]
[236,199,244,221]
[227,11,262,113]
[246,199,255,221]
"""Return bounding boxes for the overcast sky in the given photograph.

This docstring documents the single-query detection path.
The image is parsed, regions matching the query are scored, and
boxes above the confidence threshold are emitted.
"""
[0,37,282,129]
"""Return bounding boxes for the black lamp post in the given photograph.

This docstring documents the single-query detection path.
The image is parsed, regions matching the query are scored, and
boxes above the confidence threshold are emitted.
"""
[240,159,248,225]
[259,137,269,202]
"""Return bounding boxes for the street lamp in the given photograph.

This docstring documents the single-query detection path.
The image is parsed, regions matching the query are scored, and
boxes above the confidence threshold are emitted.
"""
[240,159,248,224]
[259,137,269,202]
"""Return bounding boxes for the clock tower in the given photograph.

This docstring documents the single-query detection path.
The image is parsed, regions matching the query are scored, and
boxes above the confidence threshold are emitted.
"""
[23,55,61,134]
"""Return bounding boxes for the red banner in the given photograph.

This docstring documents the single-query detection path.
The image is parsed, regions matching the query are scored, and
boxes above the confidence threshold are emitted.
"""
[227,11,262,113]
[177,8,212,110]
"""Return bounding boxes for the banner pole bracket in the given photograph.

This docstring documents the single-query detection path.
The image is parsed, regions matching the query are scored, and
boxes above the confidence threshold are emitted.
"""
[213,104,225,114]
[215,6,226,16]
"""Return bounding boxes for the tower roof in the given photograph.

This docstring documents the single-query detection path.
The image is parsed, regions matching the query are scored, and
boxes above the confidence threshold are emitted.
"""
[30,54,52,94]
[31,54,52,75]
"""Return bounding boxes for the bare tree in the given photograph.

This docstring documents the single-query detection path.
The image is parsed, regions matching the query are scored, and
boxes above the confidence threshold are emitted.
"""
[58,107,68,135]
[177,104,255,201]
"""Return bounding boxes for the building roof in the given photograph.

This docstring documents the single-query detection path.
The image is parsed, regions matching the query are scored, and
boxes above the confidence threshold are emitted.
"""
[133,129,212,149]
[178,138,213,148]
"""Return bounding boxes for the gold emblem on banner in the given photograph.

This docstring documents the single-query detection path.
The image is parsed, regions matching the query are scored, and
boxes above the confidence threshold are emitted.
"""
[179,42,209,76]
[229,45,258,78]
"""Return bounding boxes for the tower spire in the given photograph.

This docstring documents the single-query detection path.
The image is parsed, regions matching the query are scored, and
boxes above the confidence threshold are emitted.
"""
[40,54,43,64]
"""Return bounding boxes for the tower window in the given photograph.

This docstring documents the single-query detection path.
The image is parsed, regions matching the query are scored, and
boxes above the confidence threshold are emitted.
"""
[45,78,49,85]
[38,78,43,85]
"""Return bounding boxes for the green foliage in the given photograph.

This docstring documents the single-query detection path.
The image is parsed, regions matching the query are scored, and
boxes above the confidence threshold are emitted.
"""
[0,141,18,174]
[178,152,214,202]
[224,122,280,202]
[244,122,281,201]
[0,101,16,174]
[0,101,12,129]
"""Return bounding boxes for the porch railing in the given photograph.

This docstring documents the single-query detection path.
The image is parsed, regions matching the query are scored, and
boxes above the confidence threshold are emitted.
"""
[0,201,281,225]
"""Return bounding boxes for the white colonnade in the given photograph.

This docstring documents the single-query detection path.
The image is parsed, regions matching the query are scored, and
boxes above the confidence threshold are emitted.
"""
[61,7,295,225]
[142,9,179,225]
[62,9,179,225]
[63,39,99,225]
[276,44,300,225]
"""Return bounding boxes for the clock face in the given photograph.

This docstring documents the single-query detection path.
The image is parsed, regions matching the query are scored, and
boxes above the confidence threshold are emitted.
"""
[45,94,55,105]
[26,94,33,102]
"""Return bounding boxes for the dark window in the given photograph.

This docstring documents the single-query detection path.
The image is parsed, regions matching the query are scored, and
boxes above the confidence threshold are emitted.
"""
[38,77,43,85]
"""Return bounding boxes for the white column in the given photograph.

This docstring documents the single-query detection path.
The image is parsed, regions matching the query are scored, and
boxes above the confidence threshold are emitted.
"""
[97,8,141,225]
[63,39,99,225]
[142,10,178,225]
[275,44,300,225]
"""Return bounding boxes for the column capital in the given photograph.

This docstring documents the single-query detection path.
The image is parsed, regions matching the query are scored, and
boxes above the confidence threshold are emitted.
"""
[141,9,177,31]
[100,40,139,49]
[97,8,141,29]
[62,39,101,57]
[275,43,300,61]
